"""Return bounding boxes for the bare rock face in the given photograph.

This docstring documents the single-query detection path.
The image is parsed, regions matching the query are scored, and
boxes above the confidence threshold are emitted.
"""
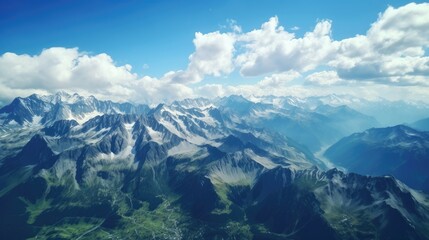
[325,125,429,192]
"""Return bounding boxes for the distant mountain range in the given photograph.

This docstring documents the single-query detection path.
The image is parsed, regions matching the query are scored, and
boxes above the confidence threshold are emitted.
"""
[252,94,429,126]
[0,91,150,126]
[325,125,429,193]
[0,92,381,152]
[0,92,429,239]
[411,117,429,131]
[216,95,379,152]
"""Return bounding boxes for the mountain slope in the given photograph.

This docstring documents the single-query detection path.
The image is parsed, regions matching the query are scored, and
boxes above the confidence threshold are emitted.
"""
[0,91,150,126]
[0,93,428,239]
[411,117,429,131]
[325,125,429,193]
[216,95,379,152]
[253,94,429,127]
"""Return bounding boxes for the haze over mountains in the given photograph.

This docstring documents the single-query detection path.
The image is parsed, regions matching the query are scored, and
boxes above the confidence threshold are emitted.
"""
[0,92,428,239]
[325,125,429,193]
[412,117,429,132]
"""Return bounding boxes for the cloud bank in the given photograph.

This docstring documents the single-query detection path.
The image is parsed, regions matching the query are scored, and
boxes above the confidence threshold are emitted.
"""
[1,2,428,105]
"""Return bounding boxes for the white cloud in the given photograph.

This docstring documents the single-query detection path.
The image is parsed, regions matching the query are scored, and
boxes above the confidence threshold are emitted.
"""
[2,3,429,105]
[258,70,301,87]
[236,16,335,76]
[330,3,429,85]
[127,76,193,105]
[230,3,429,87]
[0,48,136,90]
[0,47,193,105]
[195,84,227,99]
[168,31,235,84]
[195,71,303,99]
[367,3,429,55]
[227,19,242,33]
[305,71,343,86]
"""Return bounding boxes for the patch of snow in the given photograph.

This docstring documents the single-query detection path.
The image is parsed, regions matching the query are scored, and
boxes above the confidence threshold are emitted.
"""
[32,115,43,125]
[175,98,214,109]
[251,109,278,119]
[145,125,163,144]
[394,179,429,207]
[197,110,217,127]
[67,94,81,104]
[72,111,103,124]
[158,113,208,145]
[72,126,110,144]
[158,118,184,138]
[168,141,199,156]
[94,142,134,162]
[244,149,278,169]
[186,134,207,145]
[112,107,124,114]
[165,107,186,117]
[403,129,420,138]
[207,140,222,148]
[19,98,33,114]
[124,123,134,131]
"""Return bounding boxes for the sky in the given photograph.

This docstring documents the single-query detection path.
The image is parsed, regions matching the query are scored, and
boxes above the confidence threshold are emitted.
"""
[0,0,429,105]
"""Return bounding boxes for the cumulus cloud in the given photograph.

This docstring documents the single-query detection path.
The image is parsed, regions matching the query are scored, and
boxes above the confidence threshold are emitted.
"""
[0,47,193,105]
[0,48,135,90]
[367,3,429,54]
[235,16,335,76]
[195,84,227,99]
[195,71,302,98]
[330,3,429,85]
[227,3,429,86]
[127,76,193,105]
[258,71,301,88]
[168,31,235,84]
[2,3,429,105]
[305,71,343,86]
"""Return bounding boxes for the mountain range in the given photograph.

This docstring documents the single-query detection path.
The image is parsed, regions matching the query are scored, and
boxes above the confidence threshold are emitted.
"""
[325,125,429,193]
[412,117,429,132]
[0,92,428,239]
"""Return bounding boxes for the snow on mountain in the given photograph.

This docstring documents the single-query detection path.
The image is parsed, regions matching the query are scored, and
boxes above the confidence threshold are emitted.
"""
[1,92,429,239]
[215,95,379,152]
[0,92,150,126]
[0,93,323,184]
[172,97,214,109]
[250,94,429,126]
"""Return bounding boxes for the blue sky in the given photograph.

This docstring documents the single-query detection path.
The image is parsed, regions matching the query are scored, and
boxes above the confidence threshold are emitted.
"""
[1,0,423,76]
[0,0,429,104]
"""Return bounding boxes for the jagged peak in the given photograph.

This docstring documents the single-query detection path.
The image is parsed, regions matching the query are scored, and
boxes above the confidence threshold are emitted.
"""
[172,97,213,109]
[219,94,252,105]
